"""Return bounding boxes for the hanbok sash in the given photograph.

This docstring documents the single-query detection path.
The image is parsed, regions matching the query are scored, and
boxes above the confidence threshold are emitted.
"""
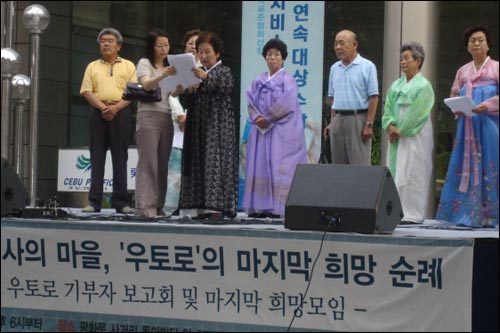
[460,63,486,193]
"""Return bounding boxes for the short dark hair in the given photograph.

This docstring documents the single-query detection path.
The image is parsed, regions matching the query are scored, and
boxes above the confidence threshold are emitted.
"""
[196,31,224,56]
[145,29,169,68]
[464,25,491,55]
[181,29,202,52]
[262,38,288,60]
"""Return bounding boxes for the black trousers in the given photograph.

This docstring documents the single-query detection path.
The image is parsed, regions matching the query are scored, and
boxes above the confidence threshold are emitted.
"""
[88,107,133,210]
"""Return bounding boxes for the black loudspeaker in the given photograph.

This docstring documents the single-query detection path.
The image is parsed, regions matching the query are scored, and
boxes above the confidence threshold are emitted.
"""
[285,164,403,234]
[1,158,28,217]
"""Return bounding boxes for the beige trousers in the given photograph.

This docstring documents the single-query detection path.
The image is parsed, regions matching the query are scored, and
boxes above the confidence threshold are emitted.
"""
[135,111,174,217]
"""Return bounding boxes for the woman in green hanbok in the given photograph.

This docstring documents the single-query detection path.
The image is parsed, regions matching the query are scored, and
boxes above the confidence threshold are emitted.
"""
[382,42,435,223]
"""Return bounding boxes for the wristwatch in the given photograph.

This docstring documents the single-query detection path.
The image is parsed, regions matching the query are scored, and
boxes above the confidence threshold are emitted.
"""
[365,121,373,129]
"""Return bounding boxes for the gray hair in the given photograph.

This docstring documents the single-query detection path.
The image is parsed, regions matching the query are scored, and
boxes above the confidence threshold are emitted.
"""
[400,42,425,69]
[97,27,123,44]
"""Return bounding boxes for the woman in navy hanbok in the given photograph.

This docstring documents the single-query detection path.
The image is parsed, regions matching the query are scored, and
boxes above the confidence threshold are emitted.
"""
[178,31,238,219]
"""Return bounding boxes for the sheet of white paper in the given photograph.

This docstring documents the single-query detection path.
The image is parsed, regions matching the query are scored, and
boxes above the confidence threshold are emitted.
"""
[444,96,477,117]
[159,53,201,93]
[172,122,184,149]
[257,124,274,135]
[168,95,185,149]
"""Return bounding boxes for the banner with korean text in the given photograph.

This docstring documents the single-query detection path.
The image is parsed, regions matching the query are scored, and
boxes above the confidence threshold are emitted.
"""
[1,220,472,331]
[239,1,324,206]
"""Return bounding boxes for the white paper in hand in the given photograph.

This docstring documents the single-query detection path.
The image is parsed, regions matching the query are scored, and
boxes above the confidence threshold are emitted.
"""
[444,96,477,117]
[159,53,201,93]
[257,124,274,135]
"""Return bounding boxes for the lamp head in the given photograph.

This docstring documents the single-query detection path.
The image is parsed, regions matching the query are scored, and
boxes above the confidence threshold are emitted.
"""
[1,48,21,77]
[12,74,31,100]
[22,4,50,34]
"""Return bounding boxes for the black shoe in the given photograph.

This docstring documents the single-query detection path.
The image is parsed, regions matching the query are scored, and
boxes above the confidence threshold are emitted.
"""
[223,211,237,219]
[249,212,270,218]
[250,212,280,219]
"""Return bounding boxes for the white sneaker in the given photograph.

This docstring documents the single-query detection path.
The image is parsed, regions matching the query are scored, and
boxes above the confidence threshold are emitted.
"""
[116,206,134,214]
[82,205,100,213]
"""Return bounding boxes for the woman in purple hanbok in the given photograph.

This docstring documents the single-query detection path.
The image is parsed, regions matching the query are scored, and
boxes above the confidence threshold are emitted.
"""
[436,26,499,227]
[243,39,307,218]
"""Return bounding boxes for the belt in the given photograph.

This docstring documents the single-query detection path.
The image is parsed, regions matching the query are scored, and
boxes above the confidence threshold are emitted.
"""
[102,100,119,106]
[334,109,368,116]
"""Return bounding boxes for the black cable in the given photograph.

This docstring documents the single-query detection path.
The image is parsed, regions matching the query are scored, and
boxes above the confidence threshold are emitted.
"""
[65,207,78,218]
[287,219,334,332]
[1,211,19,218]
[74,213,130,221]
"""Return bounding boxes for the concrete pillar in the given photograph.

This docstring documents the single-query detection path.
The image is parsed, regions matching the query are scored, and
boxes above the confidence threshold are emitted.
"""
[382,1,438,218]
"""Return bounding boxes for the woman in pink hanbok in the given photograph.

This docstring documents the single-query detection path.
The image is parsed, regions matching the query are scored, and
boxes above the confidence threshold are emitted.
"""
[436,26,499,227]
[243,39,307,218]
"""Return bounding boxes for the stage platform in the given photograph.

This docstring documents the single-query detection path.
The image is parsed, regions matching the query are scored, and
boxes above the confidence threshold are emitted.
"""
[1,209,498,332]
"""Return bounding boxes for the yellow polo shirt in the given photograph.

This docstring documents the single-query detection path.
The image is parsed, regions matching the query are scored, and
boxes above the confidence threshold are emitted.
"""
[80,57,137,102]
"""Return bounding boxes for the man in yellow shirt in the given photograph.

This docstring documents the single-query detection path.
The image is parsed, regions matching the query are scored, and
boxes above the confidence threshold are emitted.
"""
[80,27,136,213]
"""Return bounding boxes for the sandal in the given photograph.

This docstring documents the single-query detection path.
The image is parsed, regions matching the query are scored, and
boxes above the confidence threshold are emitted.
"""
[208,212,223,220]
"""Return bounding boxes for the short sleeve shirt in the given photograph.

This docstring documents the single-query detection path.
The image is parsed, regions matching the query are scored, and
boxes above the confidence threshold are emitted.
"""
[80,57,137,102]
[328,54,379,110]
[136,58,172,113]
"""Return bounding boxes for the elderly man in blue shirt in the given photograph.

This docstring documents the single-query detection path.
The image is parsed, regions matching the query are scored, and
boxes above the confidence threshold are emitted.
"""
[324,30,379,165]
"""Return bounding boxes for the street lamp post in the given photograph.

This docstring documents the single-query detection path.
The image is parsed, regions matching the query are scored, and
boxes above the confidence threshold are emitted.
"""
[1,48,20,161]
[22,4,50,206]
[12,74,31,179]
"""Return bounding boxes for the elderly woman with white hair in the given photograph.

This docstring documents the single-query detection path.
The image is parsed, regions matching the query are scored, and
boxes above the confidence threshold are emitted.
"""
[382,42,435,223]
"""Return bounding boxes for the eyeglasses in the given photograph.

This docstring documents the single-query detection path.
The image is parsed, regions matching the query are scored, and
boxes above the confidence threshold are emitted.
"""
[469,38,486,44]
[155,44,169,49]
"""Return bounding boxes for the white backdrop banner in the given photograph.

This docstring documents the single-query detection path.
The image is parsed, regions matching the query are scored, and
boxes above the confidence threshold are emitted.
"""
[1,223,473,331]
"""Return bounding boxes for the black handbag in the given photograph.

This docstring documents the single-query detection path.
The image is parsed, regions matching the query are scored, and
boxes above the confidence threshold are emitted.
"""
[122,82,162,102]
